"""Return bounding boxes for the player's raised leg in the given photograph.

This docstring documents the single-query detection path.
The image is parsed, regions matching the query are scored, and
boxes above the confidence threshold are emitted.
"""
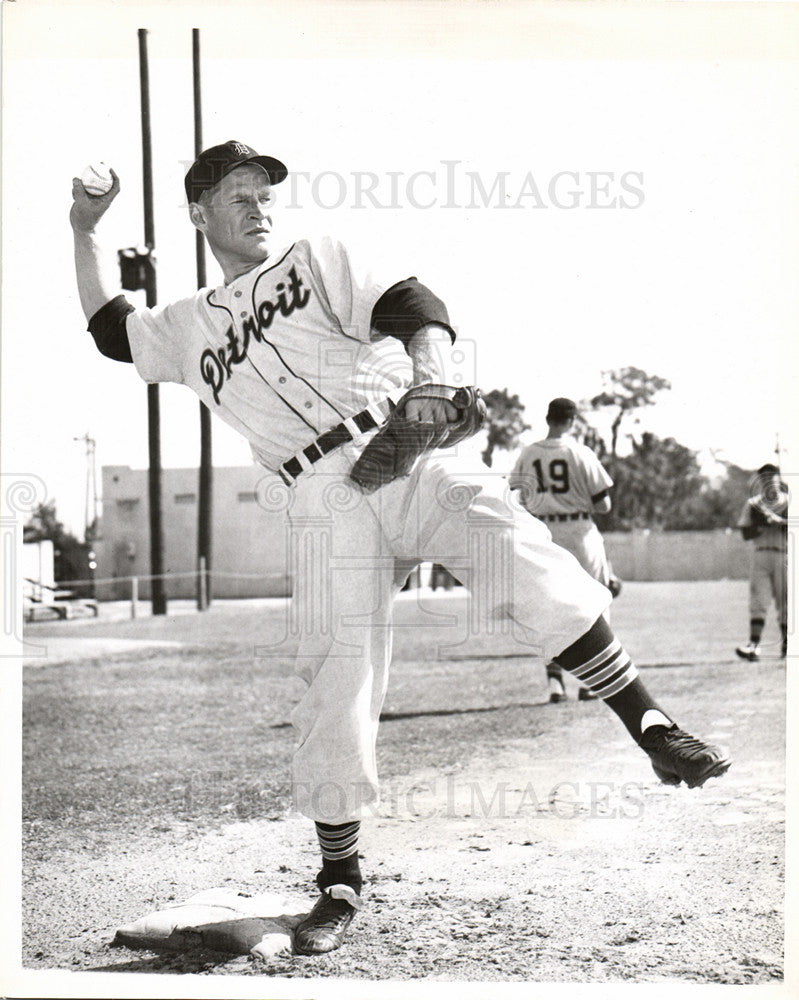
[552,616,731,787]
[420,457,731,788]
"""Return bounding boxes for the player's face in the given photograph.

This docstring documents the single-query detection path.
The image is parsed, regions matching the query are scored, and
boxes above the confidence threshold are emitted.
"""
[192,164,275,276]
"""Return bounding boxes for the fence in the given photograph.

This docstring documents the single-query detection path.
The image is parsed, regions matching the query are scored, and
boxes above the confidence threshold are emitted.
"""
[604,529,750,582]
[50,530,755,613]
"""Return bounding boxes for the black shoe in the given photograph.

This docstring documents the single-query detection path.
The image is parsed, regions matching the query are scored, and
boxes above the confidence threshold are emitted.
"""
[293,890,358,954]
[735,643,760,662]
[549,689,566,704]
[639,724,731,789]
[578,687,598,701]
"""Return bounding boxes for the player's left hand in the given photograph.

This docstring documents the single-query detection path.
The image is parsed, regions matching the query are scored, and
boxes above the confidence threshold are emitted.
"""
[349,384,486,493]
[403,394,458,424]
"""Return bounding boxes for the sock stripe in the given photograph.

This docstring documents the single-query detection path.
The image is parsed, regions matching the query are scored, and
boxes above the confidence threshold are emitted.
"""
[578,653,630,686]
[322,833,358,850]
[569,639,623,677]
[571,645,625,682]
[593,663,639,698]
[564,639,638,699]
[319,827,358,844]
[316,821,360,861]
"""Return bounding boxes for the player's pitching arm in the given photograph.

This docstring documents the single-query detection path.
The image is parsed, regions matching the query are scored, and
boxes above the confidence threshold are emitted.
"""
[70,170,123,322]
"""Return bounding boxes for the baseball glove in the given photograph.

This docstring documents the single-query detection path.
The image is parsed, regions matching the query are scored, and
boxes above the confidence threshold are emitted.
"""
[349,384,486,494]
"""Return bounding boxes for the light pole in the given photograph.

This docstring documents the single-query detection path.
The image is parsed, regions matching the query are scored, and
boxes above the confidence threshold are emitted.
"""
[74,432,98,597]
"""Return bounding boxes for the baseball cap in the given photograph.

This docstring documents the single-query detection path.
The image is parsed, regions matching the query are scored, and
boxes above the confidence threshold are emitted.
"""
[757,463,780,476]
[184,140,288,203]
[546,397,578,422]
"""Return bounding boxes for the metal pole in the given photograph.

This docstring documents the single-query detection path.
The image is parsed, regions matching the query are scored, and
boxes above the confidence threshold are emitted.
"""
[193,27,213,610]
[138,27,167,616]
[198,555,208,611]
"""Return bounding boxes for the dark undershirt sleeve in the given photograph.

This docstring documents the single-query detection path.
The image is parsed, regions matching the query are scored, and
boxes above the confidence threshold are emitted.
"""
[87,294,135,363]
[370,277,456,348]
[591,488,610,505]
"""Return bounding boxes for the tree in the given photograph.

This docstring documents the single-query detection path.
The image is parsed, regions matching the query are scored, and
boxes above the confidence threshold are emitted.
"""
[588,366,672,458]
[24,502,92,593]
[672,460,754,530]
[573,414,609,461]
[480,388,530,468]
[600,433,704,530]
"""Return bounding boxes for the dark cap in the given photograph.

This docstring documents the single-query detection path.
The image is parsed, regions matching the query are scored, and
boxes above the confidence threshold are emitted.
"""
[184,140,288,203]
[757,463,780,476]
[546,397,578,422]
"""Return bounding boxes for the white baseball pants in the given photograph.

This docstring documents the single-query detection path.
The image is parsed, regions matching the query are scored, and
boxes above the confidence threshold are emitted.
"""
[284,442,611,823]
[547,519,611,588]
[749,547,787,623]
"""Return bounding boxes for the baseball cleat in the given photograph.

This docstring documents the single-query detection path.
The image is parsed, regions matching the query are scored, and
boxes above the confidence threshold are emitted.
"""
[735,643,760,662]
[548,687,567,704]
[293,891,358,954]
[639,724,731,788]
[578,687,599,701]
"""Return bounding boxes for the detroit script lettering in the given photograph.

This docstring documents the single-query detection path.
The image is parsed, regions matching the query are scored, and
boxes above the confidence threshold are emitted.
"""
[200,266,311,404]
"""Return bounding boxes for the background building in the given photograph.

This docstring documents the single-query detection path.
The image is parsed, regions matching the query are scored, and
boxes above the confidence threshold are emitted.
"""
[94,464,753,603]
[95,465,291,600]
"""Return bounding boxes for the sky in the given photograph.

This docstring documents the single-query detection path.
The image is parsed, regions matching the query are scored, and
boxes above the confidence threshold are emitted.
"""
[2,1,798,536]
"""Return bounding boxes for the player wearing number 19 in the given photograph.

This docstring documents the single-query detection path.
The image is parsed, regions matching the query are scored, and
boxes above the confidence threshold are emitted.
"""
[509,398,615,703]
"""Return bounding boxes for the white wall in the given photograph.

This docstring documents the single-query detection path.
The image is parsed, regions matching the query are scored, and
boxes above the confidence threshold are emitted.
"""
[22,540,55,600]
[94,464,755,600]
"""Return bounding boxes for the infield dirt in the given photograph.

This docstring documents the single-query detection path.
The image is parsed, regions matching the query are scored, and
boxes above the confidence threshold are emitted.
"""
[18,581,787,988]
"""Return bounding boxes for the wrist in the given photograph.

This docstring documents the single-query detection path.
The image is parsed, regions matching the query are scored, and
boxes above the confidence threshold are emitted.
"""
[71,219,99,237]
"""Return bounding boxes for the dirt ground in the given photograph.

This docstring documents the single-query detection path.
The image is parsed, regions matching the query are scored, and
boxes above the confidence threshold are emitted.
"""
[13,581,790,995]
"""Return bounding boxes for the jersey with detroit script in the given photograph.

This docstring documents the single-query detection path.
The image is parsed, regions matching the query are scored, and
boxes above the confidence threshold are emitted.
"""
[125,236,410,471]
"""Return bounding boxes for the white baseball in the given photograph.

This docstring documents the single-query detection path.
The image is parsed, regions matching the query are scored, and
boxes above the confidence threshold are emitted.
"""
[81,162,114,197]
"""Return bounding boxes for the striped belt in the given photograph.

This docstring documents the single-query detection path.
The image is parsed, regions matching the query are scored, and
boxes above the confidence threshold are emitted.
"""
[540,512,592,523]
[277,401,388,487]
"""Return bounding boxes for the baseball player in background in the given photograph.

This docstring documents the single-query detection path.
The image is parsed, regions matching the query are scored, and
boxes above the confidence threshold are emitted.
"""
[70,140,731,956]
[509,397,615,703]
[735,463,789,661]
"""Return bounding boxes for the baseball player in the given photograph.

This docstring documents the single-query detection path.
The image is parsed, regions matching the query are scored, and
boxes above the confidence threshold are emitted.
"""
[735,463,789,661]
[70,140,730,955]
[509,397,615,703]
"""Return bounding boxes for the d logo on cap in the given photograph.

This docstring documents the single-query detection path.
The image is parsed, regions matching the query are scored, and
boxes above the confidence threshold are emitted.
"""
[184,140,288,203]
